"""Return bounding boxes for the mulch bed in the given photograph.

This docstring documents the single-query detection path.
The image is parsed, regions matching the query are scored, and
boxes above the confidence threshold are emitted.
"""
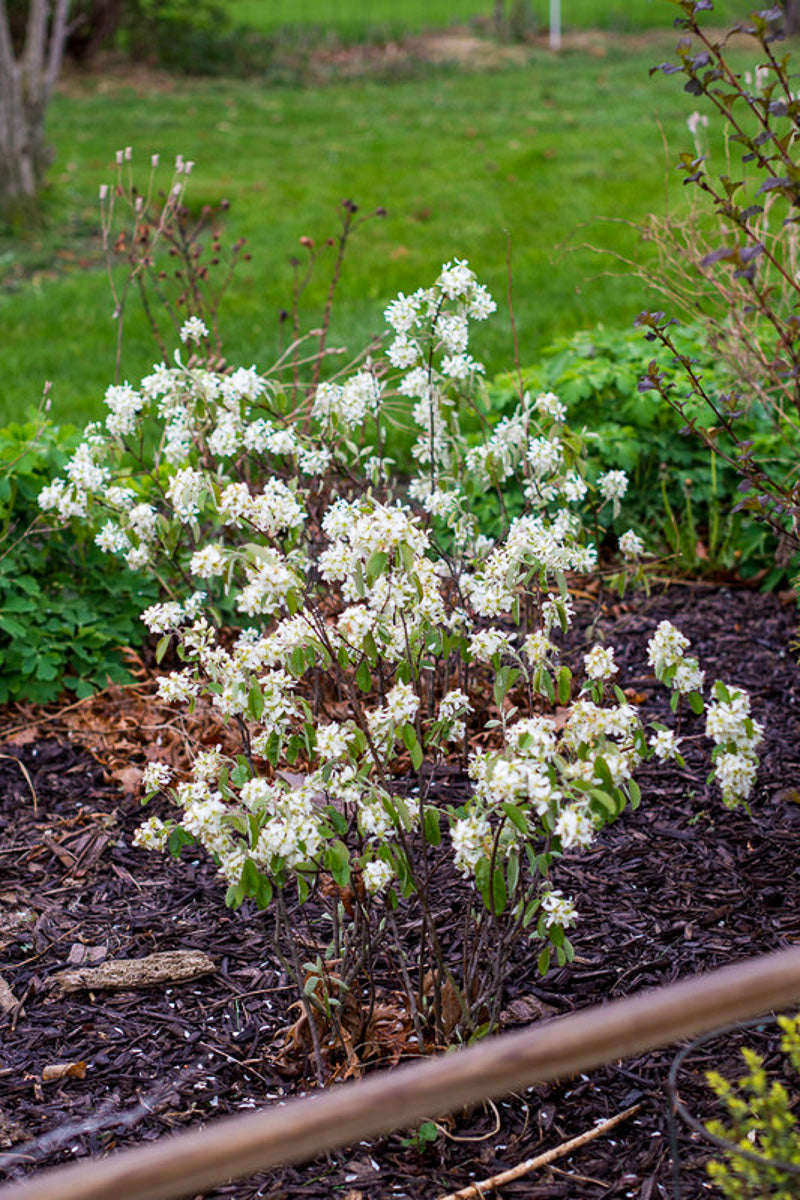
[2,581,800,1199]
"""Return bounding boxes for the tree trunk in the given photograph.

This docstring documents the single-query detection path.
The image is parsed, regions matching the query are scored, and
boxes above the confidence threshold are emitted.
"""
[785,0,800,35]
[0,0,71,211]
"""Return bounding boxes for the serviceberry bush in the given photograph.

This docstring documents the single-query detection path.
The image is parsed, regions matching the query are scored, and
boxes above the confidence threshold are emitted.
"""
[40,199,765,1076]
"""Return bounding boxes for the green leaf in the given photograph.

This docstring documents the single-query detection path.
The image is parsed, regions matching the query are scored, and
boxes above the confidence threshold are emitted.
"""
[247,681,264,721]
[557,666,572,705]
[401,722,418,751]
[423,807,441,846]
[491,866,507,914]
[629,779,641,810]
[506,852,519,896]
[355,658,372,692]
[155,635,170,664]
[501,802,529,835]
[538,946,551,976]
[523,897,540,929]
[327,839,350,887]
[590,786,617,816]
[688,690,705,715]
[365,549,388,584]
[593,755,614,790]
[398,541,415,573]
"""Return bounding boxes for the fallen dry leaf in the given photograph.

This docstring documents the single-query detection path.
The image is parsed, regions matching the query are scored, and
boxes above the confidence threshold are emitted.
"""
[500,995,559,1027]
[42,1061,87,1082]
[110,765,143,794]
[2,728,38,748]
[0,974,17,1013]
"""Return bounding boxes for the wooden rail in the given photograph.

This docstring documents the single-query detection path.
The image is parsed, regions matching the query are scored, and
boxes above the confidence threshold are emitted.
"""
[3,946,800,1200]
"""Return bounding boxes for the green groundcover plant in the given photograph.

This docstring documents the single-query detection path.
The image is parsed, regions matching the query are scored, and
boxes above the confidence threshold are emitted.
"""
[0,415,156,704]
[39,163,765,1075]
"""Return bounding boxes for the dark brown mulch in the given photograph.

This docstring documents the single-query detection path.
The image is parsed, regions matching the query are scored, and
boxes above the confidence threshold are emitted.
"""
[2,582,800,1200]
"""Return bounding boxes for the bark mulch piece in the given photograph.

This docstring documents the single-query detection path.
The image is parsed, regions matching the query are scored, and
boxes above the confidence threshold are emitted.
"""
[1,582,799,1199]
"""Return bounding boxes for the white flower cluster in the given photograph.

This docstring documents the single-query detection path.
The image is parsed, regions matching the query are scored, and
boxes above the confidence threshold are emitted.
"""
[706,684,764,807]
[647,623,763,805]
[647,620,705,695]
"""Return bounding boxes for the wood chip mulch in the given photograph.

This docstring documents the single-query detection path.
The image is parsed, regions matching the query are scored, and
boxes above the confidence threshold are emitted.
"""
[1,582,800,1199]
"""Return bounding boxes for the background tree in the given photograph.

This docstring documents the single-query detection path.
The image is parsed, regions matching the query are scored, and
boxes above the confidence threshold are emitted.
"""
[0,0,72,218]
[783,1,800,34]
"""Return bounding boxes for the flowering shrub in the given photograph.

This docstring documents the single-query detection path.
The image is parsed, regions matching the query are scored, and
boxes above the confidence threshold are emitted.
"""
[40,252,764,1075]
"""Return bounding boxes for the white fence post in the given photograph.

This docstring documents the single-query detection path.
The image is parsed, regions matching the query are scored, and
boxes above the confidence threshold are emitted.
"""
[550,0,561,48]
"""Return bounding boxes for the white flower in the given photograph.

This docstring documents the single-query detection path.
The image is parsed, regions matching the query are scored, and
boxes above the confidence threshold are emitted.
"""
[522,631,554,666]
[554,806,594,850]
[142,762,173,793]
[362,859,394,895]
[583,645,617,681]
[619,529,645,559]
[385,292,420,334]
[166,468,205,522]
[527,436,563,478]
[381,680,420,726]
[673,659,705,695]
[141,601,184,634]
[179,316,209,344]
[315,722,352,760]
[437,258,476,299]
[540,888,577,928]
[128,503,158,540]
[714,751,758,806]
[649,729,681,761]
[441,352,484,380]
[534,391,567,422]
[133,815,170,850]
[190,545,227,578]
[104,383,145,437]
[95,521,130,553]
[157,670,200,703]
[561,472,587,504]
[469,629,512,662]
[387,335,421,369]
[597,469,628,502]
[647,620,691,675]
[451,811,490,877]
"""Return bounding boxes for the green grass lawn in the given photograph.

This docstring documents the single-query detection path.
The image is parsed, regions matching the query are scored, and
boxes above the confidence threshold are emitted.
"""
[227,0,749,39]
[0,11,761,428]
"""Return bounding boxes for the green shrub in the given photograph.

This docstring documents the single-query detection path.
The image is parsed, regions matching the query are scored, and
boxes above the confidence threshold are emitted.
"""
[706,1014,800,1199]
[0,417,157,704]
[116,0,275,77]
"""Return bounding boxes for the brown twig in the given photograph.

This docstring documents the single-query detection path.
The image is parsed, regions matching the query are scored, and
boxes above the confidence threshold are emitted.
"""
[436,1103,641,1200]
[0,753,38,813]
